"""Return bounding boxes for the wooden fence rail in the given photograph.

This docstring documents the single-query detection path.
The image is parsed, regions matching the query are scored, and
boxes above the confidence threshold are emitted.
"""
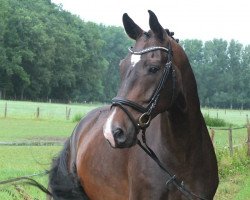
[209,116,250,157]
[247,123,250,156]
[2,103,72,120]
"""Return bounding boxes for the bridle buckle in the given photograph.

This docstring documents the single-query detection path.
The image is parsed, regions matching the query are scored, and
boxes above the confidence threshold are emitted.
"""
[138,113,151,128]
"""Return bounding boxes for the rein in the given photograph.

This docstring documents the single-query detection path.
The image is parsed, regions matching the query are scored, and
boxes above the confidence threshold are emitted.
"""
[111,43,207,200]
[137,131,207,200]
[0,170,51,195]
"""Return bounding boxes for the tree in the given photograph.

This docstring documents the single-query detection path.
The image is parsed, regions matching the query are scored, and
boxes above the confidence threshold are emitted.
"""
[181,39,205,104]
[100,25,132,101]
[241,45,250,108]
[227,40,243,108]
[0,0,249,107]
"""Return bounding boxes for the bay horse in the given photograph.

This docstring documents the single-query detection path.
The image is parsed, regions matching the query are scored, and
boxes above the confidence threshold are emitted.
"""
[48,10,219,200]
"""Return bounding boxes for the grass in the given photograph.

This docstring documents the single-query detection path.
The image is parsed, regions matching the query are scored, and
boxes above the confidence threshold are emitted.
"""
[202,108,250,126]
[0,116,247,149]
[234,173,250,200]
[215,171,250,200]
[211,128,247,149]
[0,118,76,142]
[0,100,103,121]
[204,113,228,127]
[214,147,250,200]
[0,146,61,200]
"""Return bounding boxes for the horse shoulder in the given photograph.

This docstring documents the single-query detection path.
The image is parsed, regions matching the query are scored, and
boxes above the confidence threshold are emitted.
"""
[72,106,130,200]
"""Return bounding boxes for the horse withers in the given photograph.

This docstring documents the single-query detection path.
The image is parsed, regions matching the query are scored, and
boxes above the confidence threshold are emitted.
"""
[48,10,219,200]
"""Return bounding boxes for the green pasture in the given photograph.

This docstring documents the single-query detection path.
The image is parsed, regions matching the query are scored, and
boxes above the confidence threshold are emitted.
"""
[214,147,250,200]
[202,108,250,126]
[0,118,76,142]
[0,100,103,120]
[0,100,249,199]
[212,128,247,150]
[0,146,61,200]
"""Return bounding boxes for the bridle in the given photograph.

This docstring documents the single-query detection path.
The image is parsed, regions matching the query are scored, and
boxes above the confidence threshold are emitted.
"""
[112,42,176,133]
[111,42,207,200]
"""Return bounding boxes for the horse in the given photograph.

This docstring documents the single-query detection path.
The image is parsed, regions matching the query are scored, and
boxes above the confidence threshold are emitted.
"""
[48,10,219,200]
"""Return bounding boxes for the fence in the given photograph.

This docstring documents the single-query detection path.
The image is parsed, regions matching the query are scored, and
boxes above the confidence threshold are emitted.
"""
[209,115,250,157]
[0,101,102,121]
[202,108,250,126]
[3,102,72,120]
[2,101,250,155]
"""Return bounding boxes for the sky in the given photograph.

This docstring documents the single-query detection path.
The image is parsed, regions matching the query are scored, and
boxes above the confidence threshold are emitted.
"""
[51,0,250,45]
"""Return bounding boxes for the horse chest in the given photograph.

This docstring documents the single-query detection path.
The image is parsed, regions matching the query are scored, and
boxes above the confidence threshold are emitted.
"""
[77,138,172,200]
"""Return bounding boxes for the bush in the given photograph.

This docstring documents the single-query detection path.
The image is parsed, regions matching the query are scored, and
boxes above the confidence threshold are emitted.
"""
[203,114,227,127]
[72,113,83,123]
[216,147,250,179]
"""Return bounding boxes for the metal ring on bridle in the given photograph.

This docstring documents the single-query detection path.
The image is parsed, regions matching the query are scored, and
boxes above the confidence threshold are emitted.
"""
[138,113,151,128]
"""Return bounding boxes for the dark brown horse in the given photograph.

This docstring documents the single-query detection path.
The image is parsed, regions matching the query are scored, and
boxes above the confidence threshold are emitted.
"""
[48,10,219,200]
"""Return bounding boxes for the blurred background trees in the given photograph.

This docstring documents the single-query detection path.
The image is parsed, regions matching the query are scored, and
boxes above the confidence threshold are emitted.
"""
[0,0,249,108]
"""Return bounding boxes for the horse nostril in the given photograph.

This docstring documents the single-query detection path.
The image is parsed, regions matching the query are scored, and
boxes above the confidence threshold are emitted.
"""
[112,128,126,145]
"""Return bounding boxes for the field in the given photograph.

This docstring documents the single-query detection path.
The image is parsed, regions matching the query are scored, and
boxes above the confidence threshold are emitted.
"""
[0,146,60,200]
[0,100,249,199]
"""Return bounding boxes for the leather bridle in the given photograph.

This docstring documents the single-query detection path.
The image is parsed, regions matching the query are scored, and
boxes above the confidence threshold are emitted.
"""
[111,42,176,133]
[110,42,207,200]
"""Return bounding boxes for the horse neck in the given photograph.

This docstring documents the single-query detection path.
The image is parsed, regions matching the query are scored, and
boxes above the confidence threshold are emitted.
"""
[170,41,203,128]
[158,44,205,158]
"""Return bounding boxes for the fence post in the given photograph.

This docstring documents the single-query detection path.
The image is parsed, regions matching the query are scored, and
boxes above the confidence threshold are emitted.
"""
[247,115,250,157]
[66,107,71,120]
[67,108,71,120]
[228,125,233,156]
[4,102,7,118]
[66,106,68,120]
[36,107,40,118]
[210,128,215,145]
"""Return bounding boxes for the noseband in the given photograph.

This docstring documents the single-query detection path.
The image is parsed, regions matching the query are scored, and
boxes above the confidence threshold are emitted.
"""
[112,42,176,133]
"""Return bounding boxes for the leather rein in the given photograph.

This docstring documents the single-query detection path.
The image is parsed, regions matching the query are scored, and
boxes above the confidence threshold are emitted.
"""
[111,42,207,200]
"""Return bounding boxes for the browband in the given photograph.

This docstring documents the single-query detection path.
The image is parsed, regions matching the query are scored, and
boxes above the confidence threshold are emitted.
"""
[128,46,169,55]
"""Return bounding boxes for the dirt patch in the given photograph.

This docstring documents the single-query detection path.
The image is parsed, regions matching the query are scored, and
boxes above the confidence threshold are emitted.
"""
[29,136,67,143]
[0,137,67,146]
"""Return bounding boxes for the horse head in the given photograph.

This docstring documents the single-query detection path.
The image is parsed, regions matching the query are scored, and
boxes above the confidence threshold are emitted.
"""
[103,10,181,148]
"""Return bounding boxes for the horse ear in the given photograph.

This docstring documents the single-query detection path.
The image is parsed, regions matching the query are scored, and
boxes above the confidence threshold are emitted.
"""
[148,10,165,41]
[123,13,143,40]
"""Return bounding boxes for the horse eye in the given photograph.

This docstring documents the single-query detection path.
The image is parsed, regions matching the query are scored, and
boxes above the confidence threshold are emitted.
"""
[149,66,160,74]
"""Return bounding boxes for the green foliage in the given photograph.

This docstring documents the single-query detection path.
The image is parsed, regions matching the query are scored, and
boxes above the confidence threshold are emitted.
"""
[203,113,227,127]
[214,147,250,199]
[182,39,250,109]
[0,0,249,109]
[72,113,83,123]
[234,173,250,199]
[216,147,250,179]
[0,0,130,102]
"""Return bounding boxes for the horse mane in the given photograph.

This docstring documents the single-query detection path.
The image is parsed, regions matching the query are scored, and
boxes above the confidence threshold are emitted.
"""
[165,28,179,43]
[143,28,179,43]
[49,138,89,200]
[166,32,202,114]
